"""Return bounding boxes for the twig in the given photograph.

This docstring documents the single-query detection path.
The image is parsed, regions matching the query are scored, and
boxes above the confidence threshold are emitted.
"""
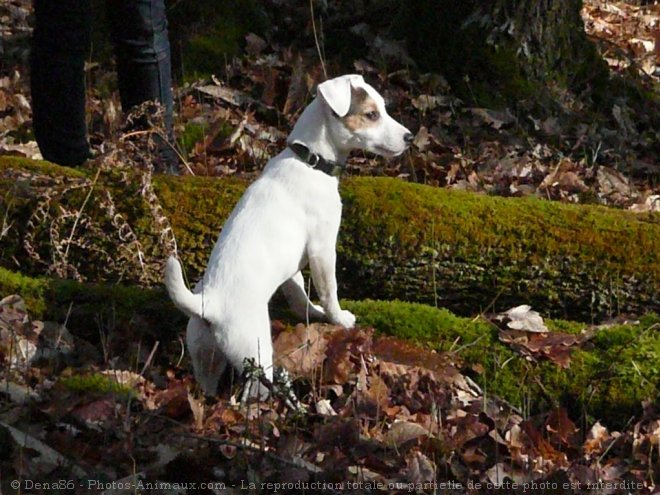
[451,334,486,355]
[121,128,195,176]
[159,132,195,176]
[0,194,14,241]
[586,33,656,84]
[140,341,160,377]
[309,0,328,79]
[62,301,74,329]
[175,335,186,368]
[472,286,505,322]
[63,167,101,263]
[119,129,154,140]
[597,415,635,464]
[531,375,559,409]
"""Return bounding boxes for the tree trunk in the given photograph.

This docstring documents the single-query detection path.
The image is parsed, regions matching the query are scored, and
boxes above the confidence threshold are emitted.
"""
[391,0,610,106]
[1,156,658,321]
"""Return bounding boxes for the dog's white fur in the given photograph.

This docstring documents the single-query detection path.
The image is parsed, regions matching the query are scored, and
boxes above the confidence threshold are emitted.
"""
[165,74,412,397]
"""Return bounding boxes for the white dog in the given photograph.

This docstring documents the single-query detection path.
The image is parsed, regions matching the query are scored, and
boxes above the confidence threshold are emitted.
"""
[165,74,412,397]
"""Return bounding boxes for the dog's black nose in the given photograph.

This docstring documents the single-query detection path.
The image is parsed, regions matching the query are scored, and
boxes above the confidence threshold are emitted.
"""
[404,132,414,145]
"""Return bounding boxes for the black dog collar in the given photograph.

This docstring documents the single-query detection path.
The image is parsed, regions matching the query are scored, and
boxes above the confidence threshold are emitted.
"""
[288,142,345,177]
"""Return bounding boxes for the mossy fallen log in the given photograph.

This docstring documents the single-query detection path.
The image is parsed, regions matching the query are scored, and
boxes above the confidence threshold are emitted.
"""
[1,156,659,321]
[1,267,657,427]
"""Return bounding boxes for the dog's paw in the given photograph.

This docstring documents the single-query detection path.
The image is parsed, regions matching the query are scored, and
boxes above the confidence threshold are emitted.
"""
[333,309,356,329]
[309,303,327,319]
[291,302,326,321]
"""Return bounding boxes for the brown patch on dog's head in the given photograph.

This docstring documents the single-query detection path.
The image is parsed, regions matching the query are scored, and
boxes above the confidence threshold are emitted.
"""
[340,87,381,131]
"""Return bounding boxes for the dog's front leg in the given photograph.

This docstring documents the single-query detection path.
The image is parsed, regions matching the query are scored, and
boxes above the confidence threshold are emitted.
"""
[281,271,327,321]
[308,248,355,329]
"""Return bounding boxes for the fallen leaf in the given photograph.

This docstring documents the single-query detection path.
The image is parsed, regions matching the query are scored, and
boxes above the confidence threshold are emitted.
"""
[273,323,328,377]
[1,421,87,477]
[386,421,429,448]
[583,421,610,455]
[315,399,337,416]
[545,408,580,448]
[404,449,436,485]
[70,397,115,429]
[629,194,659,213]
[470,108,516,130]
[324,327,373,384]
[498,305,549,333]
[188,391,205,431]
[597,166,635,198]
[245,33,267,56]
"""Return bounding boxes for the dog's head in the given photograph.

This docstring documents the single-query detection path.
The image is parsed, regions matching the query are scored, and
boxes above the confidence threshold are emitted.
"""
[317,75,413,158]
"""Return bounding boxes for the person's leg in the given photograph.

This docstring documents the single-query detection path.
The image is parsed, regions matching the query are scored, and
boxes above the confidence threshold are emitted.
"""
[107,0,177,172]
[31,0,92,166]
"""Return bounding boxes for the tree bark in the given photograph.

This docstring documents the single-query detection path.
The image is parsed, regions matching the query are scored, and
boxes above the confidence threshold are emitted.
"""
[391,0,610,106]
[1,156,658,321]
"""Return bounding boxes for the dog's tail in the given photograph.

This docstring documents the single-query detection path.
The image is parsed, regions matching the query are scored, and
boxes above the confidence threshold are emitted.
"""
[164,256,204,318]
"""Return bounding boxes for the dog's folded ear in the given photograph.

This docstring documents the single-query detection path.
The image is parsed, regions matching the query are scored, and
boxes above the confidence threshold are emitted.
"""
[317,74,364,118]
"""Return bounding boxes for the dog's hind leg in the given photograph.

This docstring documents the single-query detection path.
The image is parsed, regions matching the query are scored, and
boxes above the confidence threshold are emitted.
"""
[226,309,273,400]
[280,271,326,321]
[186,316,227,395]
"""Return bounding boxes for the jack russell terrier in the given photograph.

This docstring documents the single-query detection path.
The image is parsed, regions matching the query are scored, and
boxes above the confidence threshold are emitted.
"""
[165,74,413,398]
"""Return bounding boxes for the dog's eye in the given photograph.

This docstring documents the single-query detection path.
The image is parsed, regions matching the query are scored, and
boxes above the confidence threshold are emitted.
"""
[365,111,380,121]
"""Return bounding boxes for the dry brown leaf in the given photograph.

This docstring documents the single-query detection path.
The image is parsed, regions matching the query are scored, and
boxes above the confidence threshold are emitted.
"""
[545,408,580,448]
[70,397,115,428]
[597,166,636,198]
[373,335,454,373]
[187,391,205,431]
[153,381,190,419]
[324,327,373,384]
[521,420,568,467]
[386,421,429,449]
[448,414,489,448]
[273,323,328,377]
[404,449,436,485]
[583,421,610,455]
[365,373,390,410]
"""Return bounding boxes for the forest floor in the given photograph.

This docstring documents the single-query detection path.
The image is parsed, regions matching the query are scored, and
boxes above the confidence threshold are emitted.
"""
[0,0,658,493]
[0,0,658,210]
[1,294,659,494]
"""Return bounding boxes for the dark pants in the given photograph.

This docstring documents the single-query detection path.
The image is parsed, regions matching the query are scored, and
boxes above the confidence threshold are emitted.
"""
[31,0,173,167]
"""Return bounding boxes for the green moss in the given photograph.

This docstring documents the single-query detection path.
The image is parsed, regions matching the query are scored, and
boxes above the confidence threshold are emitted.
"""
[538,316,660,426]
[186,28,241,77]
[45,278,185,343]
[0,267,49,316]
[178,122,206,156]
[0,156,85,178]
[339,176,660,320]
[153,175,246,275]
[60,372,134,397]
[346,299,658,426]
[545,318,586,335]
[344,298,490,346]
[177,121,234,157]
